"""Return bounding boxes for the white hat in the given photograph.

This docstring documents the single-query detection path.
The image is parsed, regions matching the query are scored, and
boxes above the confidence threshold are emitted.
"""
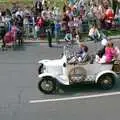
[101,39,108,46]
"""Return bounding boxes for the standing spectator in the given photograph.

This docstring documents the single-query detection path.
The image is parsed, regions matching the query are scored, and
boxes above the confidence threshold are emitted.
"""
[11,3,18,14]
[68,17,74,33]
[72,5,79,17]
[16,15,23,28]
[54,20,61,43]
[35,0,43,16]
[61,13,69,32]
[23,15,29,38]
[46,26,52,47]
[44,0,48,10]
[112,0,118,15]
[66,7,73,20]
[0,17,6,45]
[15,8,24,18]
[24,6,31,17]
[6,9,12,16]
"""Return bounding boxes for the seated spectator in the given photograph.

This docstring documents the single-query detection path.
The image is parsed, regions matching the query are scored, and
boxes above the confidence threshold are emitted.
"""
[98,0,114,29]
[115,9,120,25]
[88,23,100,41]
[104,7,114,29]
[64,30,73,42]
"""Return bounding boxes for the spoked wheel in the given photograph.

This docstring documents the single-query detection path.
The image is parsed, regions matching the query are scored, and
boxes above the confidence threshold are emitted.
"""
[38,76,56,94]
[97,74,115,90]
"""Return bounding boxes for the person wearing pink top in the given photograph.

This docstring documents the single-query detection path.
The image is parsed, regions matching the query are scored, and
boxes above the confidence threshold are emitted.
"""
[105,41,116,63]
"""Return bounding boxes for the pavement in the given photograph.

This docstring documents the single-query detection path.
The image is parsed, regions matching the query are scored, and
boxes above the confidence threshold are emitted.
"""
[17,35,120,43]
[0,40,120,120]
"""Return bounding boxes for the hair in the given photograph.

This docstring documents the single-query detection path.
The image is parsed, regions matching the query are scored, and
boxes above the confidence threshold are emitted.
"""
[106,41,114,47]
[109,41,114,47]
[84,46,88,52]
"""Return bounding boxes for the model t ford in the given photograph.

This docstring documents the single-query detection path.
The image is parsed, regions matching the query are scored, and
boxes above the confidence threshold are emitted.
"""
[37,45,120,94]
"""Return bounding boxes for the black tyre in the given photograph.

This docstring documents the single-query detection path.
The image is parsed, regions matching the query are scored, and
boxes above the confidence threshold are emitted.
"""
[38,76,56,94]
[38,63,43,74]
[97,74,115,90]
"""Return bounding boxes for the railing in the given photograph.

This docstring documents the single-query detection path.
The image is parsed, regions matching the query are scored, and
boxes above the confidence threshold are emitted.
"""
[0,18,120,41]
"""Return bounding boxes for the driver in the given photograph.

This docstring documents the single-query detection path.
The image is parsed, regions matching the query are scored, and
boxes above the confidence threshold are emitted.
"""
[68,44,89,63]
[76,44,89,62]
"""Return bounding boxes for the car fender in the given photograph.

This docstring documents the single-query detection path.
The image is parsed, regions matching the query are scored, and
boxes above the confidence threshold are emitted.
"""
[38,59,50,64]
[95,70,118,83]
[38,73,69,85]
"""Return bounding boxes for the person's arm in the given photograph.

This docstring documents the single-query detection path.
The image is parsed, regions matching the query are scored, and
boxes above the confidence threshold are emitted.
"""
[96,29,100,38]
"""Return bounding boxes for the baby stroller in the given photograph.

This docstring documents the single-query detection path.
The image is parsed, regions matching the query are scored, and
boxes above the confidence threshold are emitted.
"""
[2,31,16,50]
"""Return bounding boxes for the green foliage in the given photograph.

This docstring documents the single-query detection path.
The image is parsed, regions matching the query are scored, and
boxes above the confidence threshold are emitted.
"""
[102,29,120,36]
[48,0,64,9]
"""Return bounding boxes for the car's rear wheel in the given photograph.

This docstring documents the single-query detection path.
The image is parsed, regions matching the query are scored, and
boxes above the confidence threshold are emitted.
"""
[38,76,56,94]
[97,74,115,90]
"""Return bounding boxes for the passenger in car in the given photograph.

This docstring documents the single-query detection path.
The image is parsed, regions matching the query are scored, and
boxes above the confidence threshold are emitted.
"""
[76,44,89,62]
[105,41,117,63]
[67,44,89,64]
[96,41,119,64]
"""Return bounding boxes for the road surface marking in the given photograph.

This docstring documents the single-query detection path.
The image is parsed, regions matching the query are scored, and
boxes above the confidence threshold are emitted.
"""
[29,91,120,104]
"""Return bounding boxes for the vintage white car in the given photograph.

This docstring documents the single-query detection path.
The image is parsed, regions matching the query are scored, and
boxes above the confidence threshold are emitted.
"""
[37,46,119,94]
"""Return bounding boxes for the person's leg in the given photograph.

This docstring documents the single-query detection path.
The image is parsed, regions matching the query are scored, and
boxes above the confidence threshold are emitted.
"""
[48,31,52,47]
[2,36,6,49]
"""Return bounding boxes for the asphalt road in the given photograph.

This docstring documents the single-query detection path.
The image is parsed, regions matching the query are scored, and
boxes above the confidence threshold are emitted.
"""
[0,41,120,120]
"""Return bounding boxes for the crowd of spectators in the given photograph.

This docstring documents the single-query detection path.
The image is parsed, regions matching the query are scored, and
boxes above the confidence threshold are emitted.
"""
[0,0,119,44]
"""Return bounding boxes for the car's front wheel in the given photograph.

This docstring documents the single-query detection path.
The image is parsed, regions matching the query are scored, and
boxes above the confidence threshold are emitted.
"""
[97,73,115,90]
[38,76,56,94]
